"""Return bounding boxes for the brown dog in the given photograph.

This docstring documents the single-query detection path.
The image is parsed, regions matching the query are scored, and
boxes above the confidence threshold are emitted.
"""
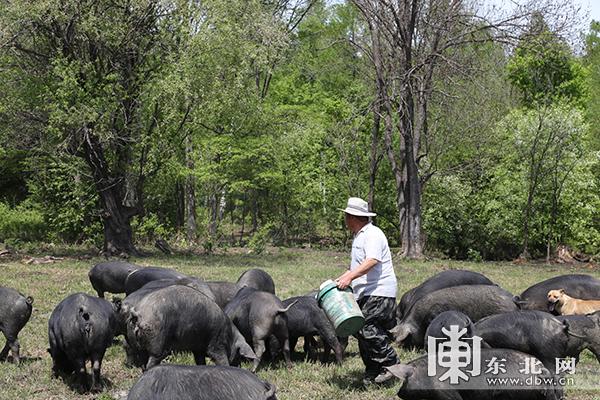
[547,289,600,315]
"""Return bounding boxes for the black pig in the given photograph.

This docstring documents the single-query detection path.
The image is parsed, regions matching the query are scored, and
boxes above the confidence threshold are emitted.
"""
[474,310,600,369]
[424,311,474,344]
[88,261,140,298]
[115,277,215,338]
[225,287,295,372]
[396,270,495,323]
[392,284,518,349]
[48,293,116,392]
[282,295,343,364]
[237,268,276,294]
[0,286,33,364]
[206,281,240,308]
[556,311,600,364]
[126,285,255,370]
[127,364,277,400]
[515,274,600,312]
[123,266,187,295]
[388,348,563,400]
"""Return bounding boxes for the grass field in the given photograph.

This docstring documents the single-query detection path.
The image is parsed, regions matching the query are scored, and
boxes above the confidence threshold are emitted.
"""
[1,247,600,400]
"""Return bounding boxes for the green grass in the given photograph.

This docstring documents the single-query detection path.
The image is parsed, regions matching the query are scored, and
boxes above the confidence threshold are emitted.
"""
[0,247,600,399]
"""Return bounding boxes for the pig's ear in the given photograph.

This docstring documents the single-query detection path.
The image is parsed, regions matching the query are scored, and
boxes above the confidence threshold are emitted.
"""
[239,342,257,360]
[390,324,410,344]
[385,364,414,380]
[512,295,527,309]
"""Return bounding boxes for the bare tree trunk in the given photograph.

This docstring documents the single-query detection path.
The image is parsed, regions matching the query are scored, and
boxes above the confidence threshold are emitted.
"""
[230,204,235,245]
[351,0,573,259]
[398,77,424,259]
[521,187,534,259]
[521,110,553,259]
[368,93,382,210]
[239,193,247,246]
[209,192,218,238]
[368,10,407,250]
[82,127,138,256]
[251,194,258,233]
[185,135,197,243]
[282,200,289,246]
[353,0,425,259]
[175,181,185,229]
[402,129,424,258]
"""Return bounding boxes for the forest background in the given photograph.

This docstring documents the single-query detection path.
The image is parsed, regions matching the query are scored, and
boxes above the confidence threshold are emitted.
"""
[1,0,599,262]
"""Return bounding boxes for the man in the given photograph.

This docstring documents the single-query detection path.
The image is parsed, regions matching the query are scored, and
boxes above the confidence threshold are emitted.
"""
[336,197,399,386]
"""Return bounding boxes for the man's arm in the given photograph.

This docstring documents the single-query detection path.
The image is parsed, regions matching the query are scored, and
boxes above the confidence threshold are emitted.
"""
[335,258,379,289]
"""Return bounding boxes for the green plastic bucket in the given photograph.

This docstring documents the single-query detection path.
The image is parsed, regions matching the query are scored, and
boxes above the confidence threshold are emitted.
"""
[316,280,365,337]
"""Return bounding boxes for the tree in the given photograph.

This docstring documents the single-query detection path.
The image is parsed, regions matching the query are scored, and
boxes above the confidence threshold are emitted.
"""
[506,13,586,258]
[265,1,379,243]
[144,0,294,247]
[0,0,180,255]
[583,21,600,163]
[348,0,576,258]
[420,39,515,260]
[499,106,586,259]
[507,12,586,107]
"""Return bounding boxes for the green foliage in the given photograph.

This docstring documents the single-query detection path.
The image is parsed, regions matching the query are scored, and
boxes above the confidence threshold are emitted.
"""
[26,156,103,244]
[421,38,517,259]
[423,104,597,260]
[261,2,374,240]
[474,166,524,259]
[466,248,483,262]
[422,175,475,258]
[507,14,586,107]
[490,105,591,257]
[0,150,29,205]
[0,1,598,259]
[131,213,173,243]
[558,160,600,255]
[423,173,522,260]
[0,202,46,242]
[248,223,274,254]
[137,0,291,244]
[583,21,600,171]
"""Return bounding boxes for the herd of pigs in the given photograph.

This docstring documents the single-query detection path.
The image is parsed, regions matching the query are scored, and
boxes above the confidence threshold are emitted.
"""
[1,263,600,400]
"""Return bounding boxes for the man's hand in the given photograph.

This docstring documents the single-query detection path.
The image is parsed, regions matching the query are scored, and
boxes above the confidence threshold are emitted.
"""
[335,258,379,290]
[336,270,354,290]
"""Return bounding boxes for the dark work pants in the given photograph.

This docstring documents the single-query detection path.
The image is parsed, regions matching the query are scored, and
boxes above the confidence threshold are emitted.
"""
[355,295,399,376]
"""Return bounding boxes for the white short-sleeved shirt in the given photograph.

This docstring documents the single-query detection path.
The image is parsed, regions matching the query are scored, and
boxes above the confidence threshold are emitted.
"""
[350,222,397,300]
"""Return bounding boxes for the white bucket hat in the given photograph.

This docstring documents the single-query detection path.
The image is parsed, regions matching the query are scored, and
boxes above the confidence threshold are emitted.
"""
[340,197,376,217]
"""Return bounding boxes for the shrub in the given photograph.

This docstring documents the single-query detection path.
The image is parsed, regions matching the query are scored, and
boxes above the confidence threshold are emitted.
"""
[132,213,173,243]
[248,222,274,254]
[0,202,46,242]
